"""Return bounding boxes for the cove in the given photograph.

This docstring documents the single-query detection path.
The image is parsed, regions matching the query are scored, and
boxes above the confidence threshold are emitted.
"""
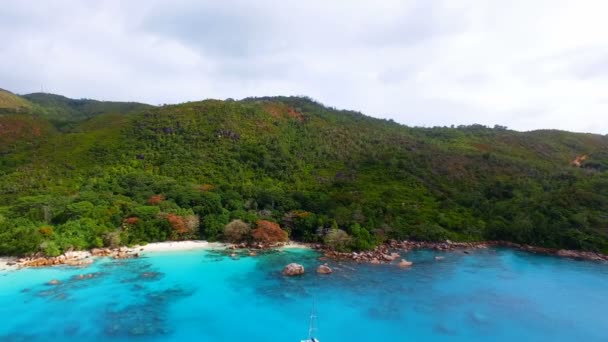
[1,247,607,341]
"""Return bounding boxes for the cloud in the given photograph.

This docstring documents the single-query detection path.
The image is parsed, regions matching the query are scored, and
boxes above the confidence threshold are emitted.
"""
[0,0,607,133]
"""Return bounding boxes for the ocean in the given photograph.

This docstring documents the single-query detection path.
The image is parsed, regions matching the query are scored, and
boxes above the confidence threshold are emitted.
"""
[1,247,607,341]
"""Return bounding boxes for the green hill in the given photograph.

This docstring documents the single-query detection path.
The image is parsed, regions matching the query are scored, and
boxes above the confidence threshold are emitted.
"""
[0,89,32,113]
[0,91,607,256]
[22,92,153,131]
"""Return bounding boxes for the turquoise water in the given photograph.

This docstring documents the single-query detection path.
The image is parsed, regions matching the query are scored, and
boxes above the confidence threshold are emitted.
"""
[1,248,607,341]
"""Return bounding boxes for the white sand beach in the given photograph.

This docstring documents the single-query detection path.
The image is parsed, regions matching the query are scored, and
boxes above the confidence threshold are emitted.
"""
[280,241,311,249]
[0,257,18,271]
[132,240,228,253]
[0,240,310,272]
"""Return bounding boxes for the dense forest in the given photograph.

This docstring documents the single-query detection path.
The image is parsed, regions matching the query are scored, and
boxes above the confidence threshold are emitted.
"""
[0,88,607,256]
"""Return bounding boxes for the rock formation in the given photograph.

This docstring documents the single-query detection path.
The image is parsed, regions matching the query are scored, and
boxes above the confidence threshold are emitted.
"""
[282,263,304,276]
[316,264,332,274]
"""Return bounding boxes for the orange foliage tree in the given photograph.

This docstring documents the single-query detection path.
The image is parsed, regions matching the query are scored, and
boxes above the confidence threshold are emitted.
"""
[38,226,54,237]
[123,217,139,225]
[167,214,199,240]
[251,220,288,244]
[167,214,188,234]
[147,194,165,205]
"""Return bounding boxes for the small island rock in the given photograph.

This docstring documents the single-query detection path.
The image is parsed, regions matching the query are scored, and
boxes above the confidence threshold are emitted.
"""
[316,264,333,274]
[282,263,305,276]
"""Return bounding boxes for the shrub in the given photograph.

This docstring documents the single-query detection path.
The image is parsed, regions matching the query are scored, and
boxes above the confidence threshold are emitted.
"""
[38,226,54,237]
[324,229,352,252]
[224,219,251,243]
[40,241,61,257]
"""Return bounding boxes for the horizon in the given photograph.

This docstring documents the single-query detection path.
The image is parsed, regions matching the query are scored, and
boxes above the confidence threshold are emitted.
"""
[1,1,608,134]
[6,87,606,135]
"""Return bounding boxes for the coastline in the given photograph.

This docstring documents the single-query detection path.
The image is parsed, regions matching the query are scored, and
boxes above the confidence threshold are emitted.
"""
[3,238,605,272]
[0,240,311,272]
[323,240,608,264]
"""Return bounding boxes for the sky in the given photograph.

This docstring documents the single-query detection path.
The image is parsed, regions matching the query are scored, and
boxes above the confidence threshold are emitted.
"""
[1,0,607,134]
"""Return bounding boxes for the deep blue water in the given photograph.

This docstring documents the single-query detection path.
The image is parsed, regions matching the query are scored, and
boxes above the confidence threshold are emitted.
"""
[1,247,607,341]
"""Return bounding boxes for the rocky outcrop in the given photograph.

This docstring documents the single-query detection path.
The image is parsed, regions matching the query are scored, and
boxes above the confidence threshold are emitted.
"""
[320,239,608,264]
[282,263,305,276]
[316,264,332,274]
[323,245,407,264]
[18,247,139,269]
[22,256,92,267]
[90,247,138,259]
[556,249,607,261]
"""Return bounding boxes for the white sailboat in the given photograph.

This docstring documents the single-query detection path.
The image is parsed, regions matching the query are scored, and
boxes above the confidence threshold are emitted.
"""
[301,299,319,342]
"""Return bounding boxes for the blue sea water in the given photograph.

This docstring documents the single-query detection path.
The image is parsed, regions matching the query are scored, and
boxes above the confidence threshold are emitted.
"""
[1,247,607,341]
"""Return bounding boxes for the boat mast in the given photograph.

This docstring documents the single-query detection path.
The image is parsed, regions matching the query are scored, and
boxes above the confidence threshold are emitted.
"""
[308,297,317,340]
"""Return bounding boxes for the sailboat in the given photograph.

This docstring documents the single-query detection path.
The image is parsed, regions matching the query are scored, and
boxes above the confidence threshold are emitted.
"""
[301,299,319,342]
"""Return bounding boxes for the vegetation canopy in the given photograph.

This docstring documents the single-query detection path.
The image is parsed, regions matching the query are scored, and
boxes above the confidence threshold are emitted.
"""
[0,90,607,256]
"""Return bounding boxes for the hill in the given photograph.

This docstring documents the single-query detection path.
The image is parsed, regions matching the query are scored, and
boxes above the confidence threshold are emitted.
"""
[0,89,32,113]
[0,91,607,256]
[22,92,153,130]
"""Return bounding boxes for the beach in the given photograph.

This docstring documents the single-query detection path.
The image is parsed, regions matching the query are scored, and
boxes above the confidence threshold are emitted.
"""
[0,257,17,272]
[0,240,311,271]
[132,240,228,253]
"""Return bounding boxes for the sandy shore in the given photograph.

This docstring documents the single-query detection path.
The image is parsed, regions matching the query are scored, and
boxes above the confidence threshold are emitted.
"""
[133,240,310,253]
[0,257,18,272]
[280,241,311,249]
[132,240,228,253]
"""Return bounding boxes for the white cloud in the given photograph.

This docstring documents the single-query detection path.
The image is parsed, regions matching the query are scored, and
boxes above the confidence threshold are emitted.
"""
[0,0,607,133]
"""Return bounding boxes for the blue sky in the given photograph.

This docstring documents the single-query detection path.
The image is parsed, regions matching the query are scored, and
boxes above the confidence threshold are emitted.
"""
[1,0,607,133]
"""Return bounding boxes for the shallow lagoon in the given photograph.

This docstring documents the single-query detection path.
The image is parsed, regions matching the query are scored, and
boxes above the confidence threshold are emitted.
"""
[1,248,607,341]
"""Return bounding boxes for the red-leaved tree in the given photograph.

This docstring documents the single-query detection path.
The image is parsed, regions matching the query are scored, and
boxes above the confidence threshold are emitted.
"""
[147,194,165,205]
[167,214,199,240]
[123,217,139,225]
[251,220,288,244]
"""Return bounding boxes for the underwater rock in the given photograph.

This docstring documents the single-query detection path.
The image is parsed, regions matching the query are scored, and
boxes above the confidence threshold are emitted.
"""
[140,272,162,280]
[382,253,400,261]
[435,256,445,260]
[64,258,93,266]
[282,263,304,276]
[316,264,333,274]
[398,259,413,268]
[46,279,61,285]
[72,272,103,281]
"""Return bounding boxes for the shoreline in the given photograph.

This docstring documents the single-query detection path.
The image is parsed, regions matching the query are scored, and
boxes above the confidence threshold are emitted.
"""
[0,256,18,272]
[2,239,606,272]
[322,240,608,264]
[0,240,311,272]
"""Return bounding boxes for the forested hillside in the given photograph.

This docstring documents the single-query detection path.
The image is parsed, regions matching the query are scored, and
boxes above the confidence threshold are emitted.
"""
[0,89,607,256]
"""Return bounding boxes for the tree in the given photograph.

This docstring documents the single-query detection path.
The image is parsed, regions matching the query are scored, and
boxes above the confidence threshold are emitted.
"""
[167,214,199,240]
[251,220,288,244]
[223,219,251,242]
